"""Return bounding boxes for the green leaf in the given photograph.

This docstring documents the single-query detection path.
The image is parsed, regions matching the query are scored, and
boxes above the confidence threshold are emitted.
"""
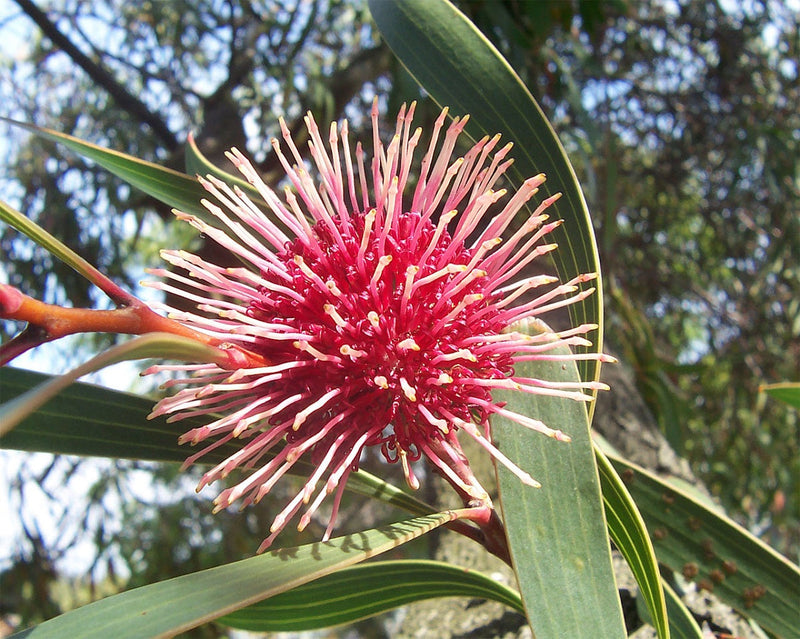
[0,366,212,461]
[0,118,244,246]
[608,453,800,639]
[0,334,225,438]
[658,581,705,639]
[219,560,524,632]
[0,199,114,294]
[635,577,705,639]
[492,346,626,638]
[595,446,670,638]
[368,0,603,386]
[0,367,434,517]
[1,117,208,217]
[184,134,256,196]
[12,512,458,638]
[760,382,800,409]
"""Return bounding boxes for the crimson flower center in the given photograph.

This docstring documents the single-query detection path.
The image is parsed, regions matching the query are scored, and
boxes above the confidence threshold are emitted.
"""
[245,209,510,460]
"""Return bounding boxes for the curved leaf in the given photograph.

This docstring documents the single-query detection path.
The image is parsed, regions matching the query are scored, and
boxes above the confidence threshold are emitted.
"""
[0,366,434,517]
[659,581,704,639]
[0,200,118,297]
[596,445,670,638]
[0,334,224,437]
[219,559,524,632]
[368,0,603,386]
[1,117,206,217]
[608,453,800,639]
[492,344,626,638]
[12,512,458,639]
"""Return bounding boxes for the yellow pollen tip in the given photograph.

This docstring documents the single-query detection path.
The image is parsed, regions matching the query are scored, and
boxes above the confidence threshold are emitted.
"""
[232,423,248,437]
[340,345,366,358]
[367,311,380,327]
[400,377,417,402]
[326,280,342,296]
[397,338,420,351]
[374,375,389,389]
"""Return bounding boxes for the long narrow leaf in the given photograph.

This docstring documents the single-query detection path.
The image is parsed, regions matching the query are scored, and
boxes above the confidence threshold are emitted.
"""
[0,118,237,244]
[368,0,603,386]
[595,445,670,638]
[218,559,524,632]
[0,200,118,296]
[12,512,458,638]
[1,117,206,217]
[0,334,223,437]
[0,367,434,517]
[760,382,800,409]
[608,453,800,639]
[492,345,626,638]
[659,582,704,639]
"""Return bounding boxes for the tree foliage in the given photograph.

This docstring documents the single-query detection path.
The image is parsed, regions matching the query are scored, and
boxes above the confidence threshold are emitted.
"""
[2,0,388,310]
[463,0,799,557]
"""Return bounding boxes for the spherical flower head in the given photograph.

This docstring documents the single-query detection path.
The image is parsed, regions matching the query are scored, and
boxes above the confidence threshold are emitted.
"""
[144,102,608,552]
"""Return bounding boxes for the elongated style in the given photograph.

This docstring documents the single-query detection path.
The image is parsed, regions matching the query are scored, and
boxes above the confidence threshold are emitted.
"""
[144,102,608,551]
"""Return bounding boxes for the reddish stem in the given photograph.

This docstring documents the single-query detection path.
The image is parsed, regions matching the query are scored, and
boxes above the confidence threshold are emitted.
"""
[426,435,512,566]
[0,284,266,368]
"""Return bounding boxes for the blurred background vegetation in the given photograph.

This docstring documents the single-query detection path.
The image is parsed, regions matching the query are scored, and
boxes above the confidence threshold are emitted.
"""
[1,0,797,632]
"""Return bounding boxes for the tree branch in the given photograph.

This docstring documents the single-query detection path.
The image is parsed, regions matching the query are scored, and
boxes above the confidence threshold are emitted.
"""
[13,0,179,150]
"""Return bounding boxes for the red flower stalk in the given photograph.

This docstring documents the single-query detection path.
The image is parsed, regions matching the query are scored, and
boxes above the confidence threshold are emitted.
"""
[144,102,609,552]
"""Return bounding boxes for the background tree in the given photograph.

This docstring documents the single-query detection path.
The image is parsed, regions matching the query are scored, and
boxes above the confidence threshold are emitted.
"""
[1,0,796,632]
[463,0,798,557]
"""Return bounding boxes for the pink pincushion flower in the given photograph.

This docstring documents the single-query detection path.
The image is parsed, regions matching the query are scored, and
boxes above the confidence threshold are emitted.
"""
[144,102,607,551]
